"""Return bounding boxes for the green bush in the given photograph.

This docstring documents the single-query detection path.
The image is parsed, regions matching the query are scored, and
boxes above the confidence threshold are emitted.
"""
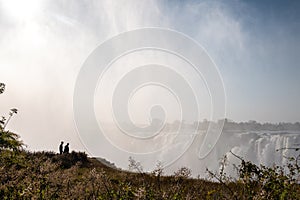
[0,83,23,151]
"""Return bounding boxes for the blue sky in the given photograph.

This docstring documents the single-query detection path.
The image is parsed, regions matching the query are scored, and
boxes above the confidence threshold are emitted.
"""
[159,0,300,122]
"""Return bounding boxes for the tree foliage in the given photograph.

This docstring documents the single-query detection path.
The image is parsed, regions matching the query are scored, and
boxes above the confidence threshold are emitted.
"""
[0,83,23,151]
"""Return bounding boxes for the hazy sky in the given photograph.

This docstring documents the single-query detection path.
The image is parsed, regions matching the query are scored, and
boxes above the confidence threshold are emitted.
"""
[0,0,299,152]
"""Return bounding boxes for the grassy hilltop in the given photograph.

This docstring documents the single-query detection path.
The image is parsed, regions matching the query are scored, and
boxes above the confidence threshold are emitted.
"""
[0,150,226,199]
[0,149,300,199]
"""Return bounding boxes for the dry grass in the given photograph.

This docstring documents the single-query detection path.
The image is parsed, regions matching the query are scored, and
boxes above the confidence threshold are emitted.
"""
[0,150,299,199]
[0,150,232,199]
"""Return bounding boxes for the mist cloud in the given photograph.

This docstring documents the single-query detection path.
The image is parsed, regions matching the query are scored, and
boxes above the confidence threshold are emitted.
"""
[0,0,299,172]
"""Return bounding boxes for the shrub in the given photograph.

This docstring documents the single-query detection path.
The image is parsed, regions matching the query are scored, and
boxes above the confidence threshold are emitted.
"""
[0,83,23,151]
[52,151,89,169]
[208,150,300,199]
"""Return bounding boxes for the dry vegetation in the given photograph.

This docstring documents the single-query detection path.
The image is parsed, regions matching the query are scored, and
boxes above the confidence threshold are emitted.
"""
[0,149,299,199]
[0,150,229,199]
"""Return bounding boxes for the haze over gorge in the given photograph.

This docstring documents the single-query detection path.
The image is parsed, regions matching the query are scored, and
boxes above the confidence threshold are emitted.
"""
[0,0,299,179]
[97,120,300,177]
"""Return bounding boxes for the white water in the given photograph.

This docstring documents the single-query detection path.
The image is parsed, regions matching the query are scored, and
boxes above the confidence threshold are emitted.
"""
[165,130,300,177]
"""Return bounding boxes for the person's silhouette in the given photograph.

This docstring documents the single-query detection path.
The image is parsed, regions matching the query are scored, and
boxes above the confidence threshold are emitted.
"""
[59,141,64,154]
[63,143,69,154]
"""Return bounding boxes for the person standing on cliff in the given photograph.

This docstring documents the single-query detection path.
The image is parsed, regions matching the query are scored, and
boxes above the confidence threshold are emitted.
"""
[63,143,70,154]
[59,141,64,154]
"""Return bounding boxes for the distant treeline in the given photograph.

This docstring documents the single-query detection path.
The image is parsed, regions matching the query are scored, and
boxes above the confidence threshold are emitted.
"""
[198,119,300,131]
[159,119,300,131]
[118,119,300,132]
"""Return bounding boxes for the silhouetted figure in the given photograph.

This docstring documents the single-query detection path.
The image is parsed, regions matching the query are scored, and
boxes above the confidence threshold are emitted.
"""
[63,143,69,154]
[59,141,64,154]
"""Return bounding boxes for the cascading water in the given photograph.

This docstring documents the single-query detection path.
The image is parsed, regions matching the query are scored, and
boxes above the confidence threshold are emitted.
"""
[165,128,300,178]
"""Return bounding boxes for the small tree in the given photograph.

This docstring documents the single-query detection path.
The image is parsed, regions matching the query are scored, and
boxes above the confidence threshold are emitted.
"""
[0,83,23,151]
